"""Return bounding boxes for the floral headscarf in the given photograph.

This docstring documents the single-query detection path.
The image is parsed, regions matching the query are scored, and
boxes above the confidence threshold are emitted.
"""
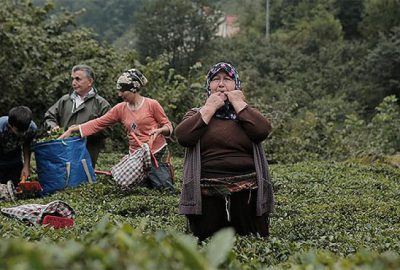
[116,69,148,93]
[205,62,241,120]
[205,62,241,96]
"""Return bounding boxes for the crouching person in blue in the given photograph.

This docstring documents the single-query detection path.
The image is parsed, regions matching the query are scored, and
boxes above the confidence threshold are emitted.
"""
[0,106,37,185]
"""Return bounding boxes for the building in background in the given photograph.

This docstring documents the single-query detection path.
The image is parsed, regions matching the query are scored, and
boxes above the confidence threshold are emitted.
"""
[217,15,240,38]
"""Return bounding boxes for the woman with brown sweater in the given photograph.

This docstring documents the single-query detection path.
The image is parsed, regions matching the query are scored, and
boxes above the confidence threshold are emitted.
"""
[175,62,274,241]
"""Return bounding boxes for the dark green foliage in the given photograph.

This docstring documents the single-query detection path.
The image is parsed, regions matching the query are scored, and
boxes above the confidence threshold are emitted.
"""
[1,0,399,161]
[359,27,400,108]
[33,0,143,44]
[359,0,400,42]
[266,95,400,163]
[275,250,400,269]
[336,0,364,39]
[0,215,236,269]
[0,1,123,120]
[134,0,221,74]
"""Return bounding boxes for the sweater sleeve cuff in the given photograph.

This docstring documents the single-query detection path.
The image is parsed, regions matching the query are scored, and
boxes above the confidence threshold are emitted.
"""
[165,123,174,138]
[236,102,248,114]
[78,125,85,137]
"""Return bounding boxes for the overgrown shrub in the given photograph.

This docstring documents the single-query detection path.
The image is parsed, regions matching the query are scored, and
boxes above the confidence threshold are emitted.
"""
[264,95,399,163]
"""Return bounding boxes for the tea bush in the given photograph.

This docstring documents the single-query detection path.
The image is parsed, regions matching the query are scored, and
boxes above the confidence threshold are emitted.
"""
[1,154,400,269]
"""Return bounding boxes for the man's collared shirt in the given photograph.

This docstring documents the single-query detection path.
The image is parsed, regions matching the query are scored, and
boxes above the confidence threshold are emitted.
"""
[71,88,95,112]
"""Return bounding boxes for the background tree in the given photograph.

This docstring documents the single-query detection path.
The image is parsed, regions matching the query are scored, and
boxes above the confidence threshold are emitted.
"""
[335,0,364,39]
[2,0,399,160]
[33,0,142,45]
[359,26,400,109]
[134,0,220,74]
[359,0,400,42]
[0,1,127,120]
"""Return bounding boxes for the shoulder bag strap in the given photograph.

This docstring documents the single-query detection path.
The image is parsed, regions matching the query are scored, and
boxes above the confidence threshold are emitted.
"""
[130,131,158,168]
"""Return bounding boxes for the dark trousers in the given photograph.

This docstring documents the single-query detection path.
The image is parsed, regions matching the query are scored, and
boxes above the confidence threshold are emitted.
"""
[187,189,270,241]
[0,162,23,185]
[86,140,103,168]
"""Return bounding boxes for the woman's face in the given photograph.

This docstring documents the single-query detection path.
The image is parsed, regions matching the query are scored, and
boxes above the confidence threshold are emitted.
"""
[209,71,236,98]
[118,90,135,102]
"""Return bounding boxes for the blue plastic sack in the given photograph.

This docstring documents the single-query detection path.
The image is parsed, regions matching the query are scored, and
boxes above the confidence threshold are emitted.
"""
[33,137,96,195]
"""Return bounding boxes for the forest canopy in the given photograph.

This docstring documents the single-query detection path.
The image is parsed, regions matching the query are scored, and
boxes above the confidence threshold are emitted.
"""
[1,0,399,162]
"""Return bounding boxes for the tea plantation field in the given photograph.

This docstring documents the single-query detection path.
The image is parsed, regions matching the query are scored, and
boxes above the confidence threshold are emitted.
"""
[1,153,400,269]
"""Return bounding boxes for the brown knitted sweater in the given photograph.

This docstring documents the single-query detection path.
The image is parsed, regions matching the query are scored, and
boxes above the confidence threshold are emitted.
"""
[175,107,274,216]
